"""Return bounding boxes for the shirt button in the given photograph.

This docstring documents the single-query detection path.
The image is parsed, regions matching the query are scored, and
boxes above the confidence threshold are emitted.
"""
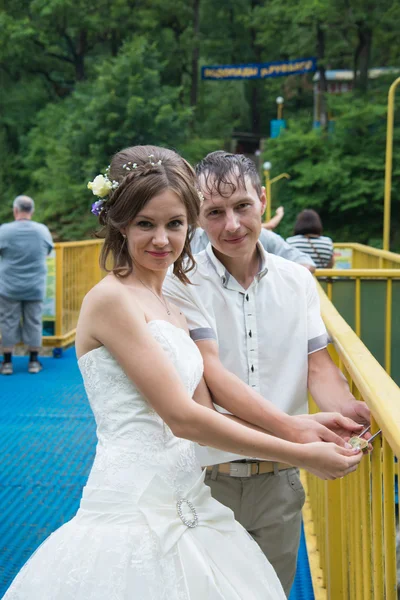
[251,365,255,372]
[246,294,249,301]
[249,330,252,338]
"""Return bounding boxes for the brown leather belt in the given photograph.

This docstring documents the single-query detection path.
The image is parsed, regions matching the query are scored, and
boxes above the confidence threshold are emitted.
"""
[206,461,292,478]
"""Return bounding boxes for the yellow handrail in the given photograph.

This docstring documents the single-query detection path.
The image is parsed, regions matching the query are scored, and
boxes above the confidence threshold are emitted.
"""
[334,242,400,262]
[318,284,400,455]
[333,242,400,269]
[317,268,400,277]
[304,284,400,599]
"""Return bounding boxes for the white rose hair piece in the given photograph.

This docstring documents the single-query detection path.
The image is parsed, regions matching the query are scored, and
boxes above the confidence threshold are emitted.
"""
[88,157,166,216]
[88,168,120,216]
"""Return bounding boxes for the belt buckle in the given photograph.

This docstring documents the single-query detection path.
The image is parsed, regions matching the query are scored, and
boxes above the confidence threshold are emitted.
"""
[229,462,252,477]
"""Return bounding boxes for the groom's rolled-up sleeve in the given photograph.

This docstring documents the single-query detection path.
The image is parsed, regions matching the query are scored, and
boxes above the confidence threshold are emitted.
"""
[163,275,217,343]
[306,272,329,354]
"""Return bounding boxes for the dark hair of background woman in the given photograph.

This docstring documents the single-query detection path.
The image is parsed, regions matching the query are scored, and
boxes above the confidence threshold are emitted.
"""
[293,209,323,236]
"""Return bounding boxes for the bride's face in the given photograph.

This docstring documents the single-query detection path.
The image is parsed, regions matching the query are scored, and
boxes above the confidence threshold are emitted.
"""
[123,190,188,272]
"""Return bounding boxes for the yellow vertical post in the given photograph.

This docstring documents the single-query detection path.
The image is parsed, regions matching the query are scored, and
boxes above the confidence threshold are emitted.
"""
[383,438,397,599]
[352,388,364,600]
[340,478,349,598]
[55,244,64,339]
[325,479,344,597]
[327,281,333,301]
[385,278,392,376]
[361,454,373,600]
[264,169,271,222]
[93,243,102,285]
[383,77,400,251]
[372,422,384,599]
[355,277,361,337]
[348,471,356,600]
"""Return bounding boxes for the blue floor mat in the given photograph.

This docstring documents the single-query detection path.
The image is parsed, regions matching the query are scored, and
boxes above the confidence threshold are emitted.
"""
[0,348,315,598]
[0,348,96,595]
[289,524,315,600]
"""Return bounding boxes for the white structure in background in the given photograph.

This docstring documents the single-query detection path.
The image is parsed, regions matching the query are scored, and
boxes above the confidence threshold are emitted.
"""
[312,68,399,125]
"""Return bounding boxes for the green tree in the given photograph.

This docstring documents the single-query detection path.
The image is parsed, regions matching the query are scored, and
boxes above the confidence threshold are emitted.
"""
[264,83,400,249]
[11,38,192,240]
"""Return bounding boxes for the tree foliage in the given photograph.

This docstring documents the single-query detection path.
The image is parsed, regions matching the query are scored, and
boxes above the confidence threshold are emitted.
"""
[265,82,400,247]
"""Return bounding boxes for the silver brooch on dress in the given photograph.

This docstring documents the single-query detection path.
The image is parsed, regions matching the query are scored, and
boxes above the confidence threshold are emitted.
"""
[176,498,198,528]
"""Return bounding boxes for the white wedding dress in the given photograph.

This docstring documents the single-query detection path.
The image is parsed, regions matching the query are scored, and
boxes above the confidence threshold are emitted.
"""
[4,320,285,599]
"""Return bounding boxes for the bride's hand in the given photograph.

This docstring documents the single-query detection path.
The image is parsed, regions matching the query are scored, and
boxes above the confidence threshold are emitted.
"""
[300,442,363,480]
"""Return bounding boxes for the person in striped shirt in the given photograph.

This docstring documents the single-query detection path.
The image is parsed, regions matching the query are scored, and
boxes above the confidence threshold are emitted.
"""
[286,209,334,268]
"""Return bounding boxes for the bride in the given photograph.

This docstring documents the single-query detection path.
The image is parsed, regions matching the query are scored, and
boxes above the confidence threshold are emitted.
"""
[4,145,362,599]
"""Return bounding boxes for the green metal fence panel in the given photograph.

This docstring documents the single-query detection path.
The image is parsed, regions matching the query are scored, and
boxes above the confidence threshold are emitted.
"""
[359,281,386,372]
[330,280,356,331]
[391,280,400,386]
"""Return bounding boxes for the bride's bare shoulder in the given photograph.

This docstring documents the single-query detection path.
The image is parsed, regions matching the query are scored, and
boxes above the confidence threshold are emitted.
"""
[81,275,139,316]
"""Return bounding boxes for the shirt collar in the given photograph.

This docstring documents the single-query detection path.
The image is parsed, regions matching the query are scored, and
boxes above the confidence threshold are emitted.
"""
[205,241,269,289]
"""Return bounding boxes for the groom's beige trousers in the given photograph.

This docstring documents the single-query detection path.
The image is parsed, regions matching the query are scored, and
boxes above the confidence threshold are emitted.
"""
[205,466,305,598]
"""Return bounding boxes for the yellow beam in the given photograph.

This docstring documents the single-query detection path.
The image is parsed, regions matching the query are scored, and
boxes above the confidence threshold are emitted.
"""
[55,245,64,338]
[53,240,103,249]
[269,173,290,185]
[317,268,400,277]
[42,330,76,348]
[383,78,400,251]
[385,278,392,375]
[333,242,400,264]
[301,472,327,600]
[383,439,397,599]
[264,169,271,222]
[371,425,384,599]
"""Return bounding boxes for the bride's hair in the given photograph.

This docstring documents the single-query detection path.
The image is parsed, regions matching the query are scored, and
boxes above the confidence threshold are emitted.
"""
[96,145,200,284]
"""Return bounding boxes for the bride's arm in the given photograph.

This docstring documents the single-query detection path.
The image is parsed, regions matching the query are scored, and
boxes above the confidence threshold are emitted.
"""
[193,377,271,435]
[82,286,362,480]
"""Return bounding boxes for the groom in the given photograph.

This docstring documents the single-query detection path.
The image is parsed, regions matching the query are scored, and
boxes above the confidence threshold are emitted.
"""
[164,151,370,596]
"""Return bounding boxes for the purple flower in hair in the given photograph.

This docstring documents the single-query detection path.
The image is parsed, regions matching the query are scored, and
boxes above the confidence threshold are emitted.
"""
[91,199,104,216]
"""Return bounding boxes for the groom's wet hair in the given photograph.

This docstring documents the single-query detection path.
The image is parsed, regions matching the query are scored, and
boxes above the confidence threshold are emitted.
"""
[195,151,262,199]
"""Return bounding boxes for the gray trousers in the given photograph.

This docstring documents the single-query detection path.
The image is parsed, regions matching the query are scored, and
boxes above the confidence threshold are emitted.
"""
[0,296,43,349]
[205,466,305,598]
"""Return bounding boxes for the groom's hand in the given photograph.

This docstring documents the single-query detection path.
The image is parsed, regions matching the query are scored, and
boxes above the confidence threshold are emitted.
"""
[298,412,364,442]
[340,399,371,431]
[289,414,362,447]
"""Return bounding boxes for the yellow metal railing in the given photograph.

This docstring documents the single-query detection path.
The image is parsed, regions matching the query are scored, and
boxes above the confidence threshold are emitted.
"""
[316,269,400,377]
[333,243,400,270]
[304,284,400,600]
[44,240,103,347]
[41,240,400,348]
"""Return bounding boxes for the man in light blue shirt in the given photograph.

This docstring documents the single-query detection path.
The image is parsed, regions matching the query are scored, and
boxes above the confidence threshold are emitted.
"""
[0,195,53,375]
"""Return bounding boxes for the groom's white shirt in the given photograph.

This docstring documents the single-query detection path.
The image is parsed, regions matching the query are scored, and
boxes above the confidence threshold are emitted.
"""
[163,242,327,466]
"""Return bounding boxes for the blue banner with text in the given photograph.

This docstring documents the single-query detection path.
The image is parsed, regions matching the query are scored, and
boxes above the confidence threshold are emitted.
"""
[201,58,317,81]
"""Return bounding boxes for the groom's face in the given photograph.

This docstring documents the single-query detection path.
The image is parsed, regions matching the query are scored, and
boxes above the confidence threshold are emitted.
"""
[198,174,266,259]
